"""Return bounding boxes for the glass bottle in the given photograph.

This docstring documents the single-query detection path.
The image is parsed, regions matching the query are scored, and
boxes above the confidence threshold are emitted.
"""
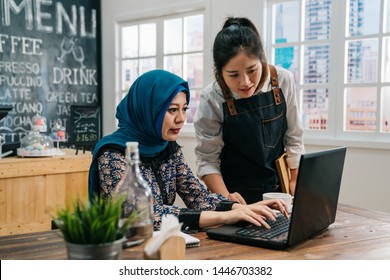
[115,141,153,247]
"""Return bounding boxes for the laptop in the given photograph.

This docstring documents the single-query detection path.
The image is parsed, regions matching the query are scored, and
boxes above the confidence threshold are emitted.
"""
[206,146,347,250]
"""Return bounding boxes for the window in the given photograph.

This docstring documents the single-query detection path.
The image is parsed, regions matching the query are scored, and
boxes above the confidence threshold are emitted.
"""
[118,12,204,123]
[267,0,390,145]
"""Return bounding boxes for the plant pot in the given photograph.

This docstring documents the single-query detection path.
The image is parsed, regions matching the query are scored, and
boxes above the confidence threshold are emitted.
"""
[65,237,124,260]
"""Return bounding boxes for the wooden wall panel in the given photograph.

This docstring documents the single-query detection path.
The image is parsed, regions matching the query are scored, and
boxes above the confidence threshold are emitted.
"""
[0,149,91,236]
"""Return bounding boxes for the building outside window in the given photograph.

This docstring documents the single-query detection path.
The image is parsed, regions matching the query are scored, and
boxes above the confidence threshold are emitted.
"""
[267,0,390,144]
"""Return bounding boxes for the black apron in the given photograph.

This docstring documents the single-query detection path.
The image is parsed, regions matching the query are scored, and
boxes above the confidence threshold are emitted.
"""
[220,65,287,204]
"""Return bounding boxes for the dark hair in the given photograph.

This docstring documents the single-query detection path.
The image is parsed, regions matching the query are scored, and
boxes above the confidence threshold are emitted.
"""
[213,17,268,97]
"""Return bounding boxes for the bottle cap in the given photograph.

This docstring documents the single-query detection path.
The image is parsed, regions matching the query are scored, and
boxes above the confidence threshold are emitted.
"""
[126,141,138,151]
[125,141,139,161]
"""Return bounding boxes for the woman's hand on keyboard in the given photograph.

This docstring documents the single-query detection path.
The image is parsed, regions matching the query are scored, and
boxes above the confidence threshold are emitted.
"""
[230,199,288,229]
[252,198,289,218]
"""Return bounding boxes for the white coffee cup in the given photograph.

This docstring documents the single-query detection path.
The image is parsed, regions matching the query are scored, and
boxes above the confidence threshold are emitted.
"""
[263,192,293,206]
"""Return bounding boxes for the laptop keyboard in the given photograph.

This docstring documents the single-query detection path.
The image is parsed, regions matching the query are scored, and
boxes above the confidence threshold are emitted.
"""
[236,215,290,239]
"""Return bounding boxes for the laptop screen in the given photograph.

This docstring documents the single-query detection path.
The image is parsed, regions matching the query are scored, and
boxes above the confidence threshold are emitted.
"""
[287,146,347,246]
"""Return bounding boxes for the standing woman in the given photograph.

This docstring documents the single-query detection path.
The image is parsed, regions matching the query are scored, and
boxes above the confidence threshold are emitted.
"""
[194,17,305,204]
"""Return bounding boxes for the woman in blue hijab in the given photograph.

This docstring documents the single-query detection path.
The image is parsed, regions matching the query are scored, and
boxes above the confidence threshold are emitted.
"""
[89,69,288,231]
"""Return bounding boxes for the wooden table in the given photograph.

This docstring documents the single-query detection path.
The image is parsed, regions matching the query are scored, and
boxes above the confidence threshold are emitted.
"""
[0,149,91,236]
[1,204,390,260]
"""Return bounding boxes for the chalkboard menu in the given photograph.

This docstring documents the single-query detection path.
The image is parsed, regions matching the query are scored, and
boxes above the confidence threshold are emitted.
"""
[0,0,101,144]
[70,105,100,147]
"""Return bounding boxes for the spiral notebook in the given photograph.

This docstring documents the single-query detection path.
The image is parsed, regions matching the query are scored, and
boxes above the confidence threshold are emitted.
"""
[178,231,200,248]
[152,231,200,248]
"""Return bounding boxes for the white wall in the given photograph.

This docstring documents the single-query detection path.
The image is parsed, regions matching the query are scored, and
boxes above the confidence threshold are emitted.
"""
[101,0,390,213]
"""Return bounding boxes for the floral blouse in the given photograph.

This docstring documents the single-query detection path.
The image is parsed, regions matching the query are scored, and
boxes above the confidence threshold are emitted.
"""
[97,141,233,231]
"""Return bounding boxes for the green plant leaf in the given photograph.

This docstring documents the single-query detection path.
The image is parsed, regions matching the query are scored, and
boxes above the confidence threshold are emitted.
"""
[53,194,140,244]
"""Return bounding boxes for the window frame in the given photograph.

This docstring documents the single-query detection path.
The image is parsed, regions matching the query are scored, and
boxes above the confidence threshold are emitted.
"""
[116,8,209,131]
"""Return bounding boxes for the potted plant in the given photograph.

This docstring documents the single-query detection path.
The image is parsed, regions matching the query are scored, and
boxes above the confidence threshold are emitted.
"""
[54,195,137,260]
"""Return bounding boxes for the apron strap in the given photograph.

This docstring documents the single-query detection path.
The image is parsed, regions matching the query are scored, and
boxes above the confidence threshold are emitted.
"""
[226,99,237,116]
[222,86,237,116]
[269,64,282,105]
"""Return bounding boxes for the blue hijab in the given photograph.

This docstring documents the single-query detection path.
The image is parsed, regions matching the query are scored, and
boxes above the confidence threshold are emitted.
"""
[88,69,190,199]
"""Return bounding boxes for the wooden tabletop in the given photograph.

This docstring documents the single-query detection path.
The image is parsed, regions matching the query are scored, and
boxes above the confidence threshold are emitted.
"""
[1,204,390,260]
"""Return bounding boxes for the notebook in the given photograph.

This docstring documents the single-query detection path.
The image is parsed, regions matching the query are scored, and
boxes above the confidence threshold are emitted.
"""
[178,231,200,248]
[275,152,290,194]
[206,146,347,250]
[152,230,200,248]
